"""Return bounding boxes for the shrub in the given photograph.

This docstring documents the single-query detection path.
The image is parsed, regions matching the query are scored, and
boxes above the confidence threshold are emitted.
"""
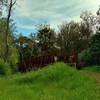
[9,61,18,74]
[9,50,19,74]
[78,49,92,66]
[89,31,100,65]
[79,32,100,66]
[0,59,11,75]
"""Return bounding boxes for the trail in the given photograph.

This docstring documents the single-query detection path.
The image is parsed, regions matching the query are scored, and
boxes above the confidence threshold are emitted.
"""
[81,70,100,85]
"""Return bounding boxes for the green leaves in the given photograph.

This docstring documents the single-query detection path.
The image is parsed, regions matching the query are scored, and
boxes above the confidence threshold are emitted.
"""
[37,24,56,54]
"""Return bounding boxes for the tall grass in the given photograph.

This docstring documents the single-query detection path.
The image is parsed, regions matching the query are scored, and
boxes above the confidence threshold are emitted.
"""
[0,62,100,100]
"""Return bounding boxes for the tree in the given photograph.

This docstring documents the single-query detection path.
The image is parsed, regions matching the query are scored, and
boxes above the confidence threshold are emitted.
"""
[37,24,56,55]
[15,34,39,62]
[57,21,83,55]
[0,18,6,58]
[5,0,16,61]
[0,0,3,15]
[0,17,15,59]
[1,0,17,61]
[80,11,96,37]
[90,31,100,65]
[79,22,91,49]
[57,18,96,60]
[88,7,100,65]
[79,7,100,65]
[80,11,96,48]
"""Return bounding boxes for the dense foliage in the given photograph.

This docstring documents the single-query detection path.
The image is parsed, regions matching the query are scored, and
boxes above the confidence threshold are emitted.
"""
[79,31,100,65]
[89,31,100,65]
[0,5,100,74]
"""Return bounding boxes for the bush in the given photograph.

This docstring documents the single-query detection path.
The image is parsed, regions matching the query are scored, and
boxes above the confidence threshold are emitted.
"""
[79,32,100,66]
[78,49,92,66]
[89,31,100,65]
[9,50,19,74]
[79,32,100,65]
[0,59,11,75]
[9,61,18,74]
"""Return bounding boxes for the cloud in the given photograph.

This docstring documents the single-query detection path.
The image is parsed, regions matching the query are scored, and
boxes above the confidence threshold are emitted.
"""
[13,0,100,35]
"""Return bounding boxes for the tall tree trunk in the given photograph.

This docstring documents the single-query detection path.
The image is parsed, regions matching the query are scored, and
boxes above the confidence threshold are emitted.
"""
[5,0,12,61]
[4,0,13,61]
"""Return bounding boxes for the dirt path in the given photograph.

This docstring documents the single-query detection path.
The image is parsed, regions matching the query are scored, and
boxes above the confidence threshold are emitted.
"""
[80,70,100,85]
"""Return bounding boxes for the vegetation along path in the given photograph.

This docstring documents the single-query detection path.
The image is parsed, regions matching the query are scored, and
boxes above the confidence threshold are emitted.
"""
[80,67,100,85]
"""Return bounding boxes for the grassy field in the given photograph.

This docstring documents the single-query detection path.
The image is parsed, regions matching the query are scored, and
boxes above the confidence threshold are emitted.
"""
[0,62,100,100]
[80,65,100,85]
[83,66,100,73]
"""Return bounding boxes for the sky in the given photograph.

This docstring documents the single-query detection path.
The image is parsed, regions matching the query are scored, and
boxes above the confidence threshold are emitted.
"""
[12,0,100,35]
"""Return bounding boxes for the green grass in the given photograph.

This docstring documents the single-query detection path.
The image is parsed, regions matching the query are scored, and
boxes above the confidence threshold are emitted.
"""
[83,66,100,73]
[0,62,100,100]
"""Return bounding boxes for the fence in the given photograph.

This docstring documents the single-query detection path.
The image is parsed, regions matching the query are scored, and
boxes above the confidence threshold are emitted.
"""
[17,53,69,72]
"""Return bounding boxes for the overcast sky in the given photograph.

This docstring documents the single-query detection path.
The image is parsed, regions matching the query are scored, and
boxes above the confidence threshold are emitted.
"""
[13,0,100,35]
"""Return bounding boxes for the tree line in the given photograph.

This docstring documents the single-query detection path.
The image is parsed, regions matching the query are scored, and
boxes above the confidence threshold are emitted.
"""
[0,0,100,71]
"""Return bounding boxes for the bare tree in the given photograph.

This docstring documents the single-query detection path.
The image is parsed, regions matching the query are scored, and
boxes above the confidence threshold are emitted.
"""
[0,0,3,15]
[4,0,16,61]
[80,11,96,36]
